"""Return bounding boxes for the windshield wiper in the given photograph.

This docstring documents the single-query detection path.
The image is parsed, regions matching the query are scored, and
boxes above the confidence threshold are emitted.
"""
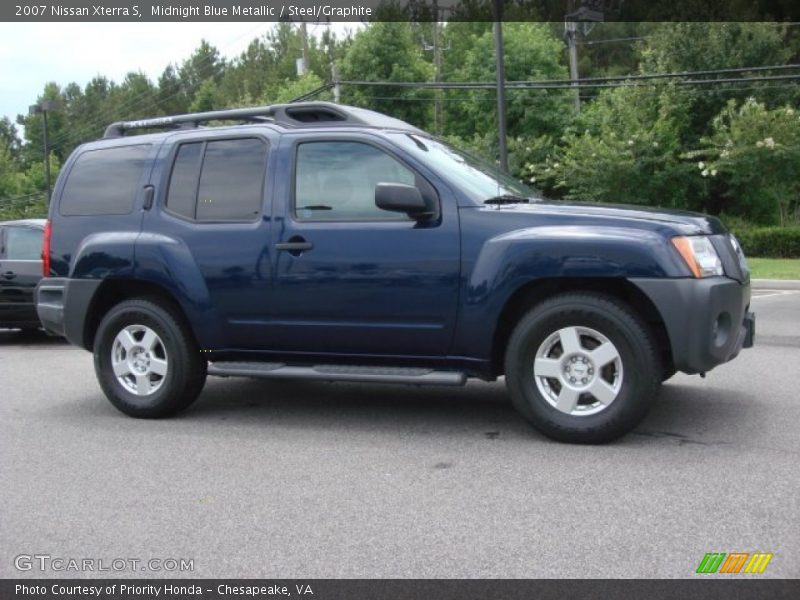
[297,205,333,211]
[483,195,530,205]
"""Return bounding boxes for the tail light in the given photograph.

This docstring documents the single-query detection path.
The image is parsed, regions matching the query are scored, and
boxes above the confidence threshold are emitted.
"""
[42,220,51,277]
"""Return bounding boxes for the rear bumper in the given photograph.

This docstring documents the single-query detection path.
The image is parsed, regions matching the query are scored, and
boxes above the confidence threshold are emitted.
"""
[35,278,101,349]
[0,305,40,329]
[631,277,753,375]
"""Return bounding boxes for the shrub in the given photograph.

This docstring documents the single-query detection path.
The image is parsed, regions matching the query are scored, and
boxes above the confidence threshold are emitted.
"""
[520,85,703,209]
[694,99,800,226]
[731,227,800,258]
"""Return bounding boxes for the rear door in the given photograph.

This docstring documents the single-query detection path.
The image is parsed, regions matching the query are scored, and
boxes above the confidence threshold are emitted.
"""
[144,131,275,349]
[0,223,43,326]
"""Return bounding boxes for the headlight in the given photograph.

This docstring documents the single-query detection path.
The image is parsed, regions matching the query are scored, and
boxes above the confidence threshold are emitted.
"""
[671,236,724,278]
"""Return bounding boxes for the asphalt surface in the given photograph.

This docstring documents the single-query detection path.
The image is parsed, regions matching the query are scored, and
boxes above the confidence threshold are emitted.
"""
[1,289,798,579]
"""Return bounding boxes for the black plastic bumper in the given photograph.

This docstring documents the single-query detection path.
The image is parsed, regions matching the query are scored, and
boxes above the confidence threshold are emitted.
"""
[631,277,753,375]
[35,278,101,349]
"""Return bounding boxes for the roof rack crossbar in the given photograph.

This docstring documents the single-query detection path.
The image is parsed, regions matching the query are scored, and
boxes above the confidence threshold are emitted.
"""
[103,102,366,138]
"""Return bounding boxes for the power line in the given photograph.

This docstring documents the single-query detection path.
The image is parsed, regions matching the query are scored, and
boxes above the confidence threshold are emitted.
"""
[580,36,647,46]
[516,63,800,85]
[339,63,800,90]
[289,83,335,103]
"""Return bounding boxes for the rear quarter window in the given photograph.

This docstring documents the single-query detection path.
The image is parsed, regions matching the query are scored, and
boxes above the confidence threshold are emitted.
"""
[59,144,151,216]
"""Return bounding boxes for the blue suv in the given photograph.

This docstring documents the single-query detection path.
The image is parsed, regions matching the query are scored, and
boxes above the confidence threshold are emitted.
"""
[35,102,754,443]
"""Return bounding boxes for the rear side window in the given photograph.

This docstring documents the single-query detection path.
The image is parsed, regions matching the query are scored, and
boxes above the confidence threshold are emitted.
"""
[60,144,151,216]
[166,142,202,220]
[5,226,43,260]
[166,138,268,222]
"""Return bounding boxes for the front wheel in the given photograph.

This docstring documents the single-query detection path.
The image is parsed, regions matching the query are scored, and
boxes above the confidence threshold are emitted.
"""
[93,299,207,418]
[504,292,661,444]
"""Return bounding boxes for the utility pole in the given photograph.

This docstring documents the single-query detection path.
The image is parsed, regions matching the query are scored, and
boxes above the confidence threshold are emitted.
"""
[431,1,443,135]
[28,100,60,203]
[422,1,447,135]
[565,1,605,114]
[299,22,310,75]
[492,0,508,172]
[322,27,341,103]
[565,19,581,114]
[332,62,341,103]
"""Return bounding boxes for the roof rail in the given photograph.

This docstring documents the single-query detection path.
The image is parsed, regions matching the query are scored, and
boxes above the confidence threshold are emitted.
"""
[102,102,379,138]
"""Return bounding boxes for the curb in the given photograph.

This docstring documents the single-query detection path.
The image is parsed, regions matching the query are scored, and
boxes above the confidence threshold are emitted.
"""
[751,279,800,290]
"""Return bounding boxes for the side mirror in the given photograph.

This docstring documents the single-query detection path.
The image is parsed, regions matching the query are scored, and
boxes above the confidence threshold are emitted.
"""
[375,183,430,218]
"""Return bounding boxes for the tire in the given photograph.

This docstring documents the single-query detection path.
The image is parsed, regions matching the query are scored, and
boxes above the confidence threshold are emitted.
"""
[93,298,207,418]
[504,292,661,444]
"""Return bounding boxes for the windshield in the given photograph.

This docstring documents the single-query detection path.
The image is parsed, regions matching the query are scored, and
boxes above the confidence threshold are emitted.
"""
[388,133,536,204]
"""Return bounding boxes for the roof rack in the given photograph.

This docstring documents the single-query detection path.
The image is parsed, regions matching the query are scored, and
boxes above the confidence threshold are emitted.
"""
[103,101,419,138]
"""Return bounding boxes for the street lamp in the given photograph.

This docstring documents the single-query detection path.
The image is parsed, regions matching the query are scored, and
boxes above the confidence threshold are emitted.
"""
[28,100,61,204]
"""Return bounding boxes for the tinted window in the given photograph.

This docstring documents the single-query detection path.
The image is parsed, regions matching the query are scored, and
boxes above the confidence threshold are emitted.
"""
[295,142,416,221]
[166,142,202,219]
[195,138,267,221]
[5,226,43,260]
[60,144,150,215]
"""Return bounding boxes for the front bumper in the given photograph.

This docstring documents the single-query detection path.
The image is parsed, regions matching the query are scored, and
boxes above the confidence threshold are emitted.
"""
[631,277,753,375]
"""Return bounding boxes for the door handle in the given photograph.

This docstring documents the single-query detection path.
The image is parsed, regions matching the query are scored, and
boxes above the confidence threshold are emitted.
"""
[143,185,155,210]
[2,271,16,280]
[275,242,313,251]
[275,237,313,256]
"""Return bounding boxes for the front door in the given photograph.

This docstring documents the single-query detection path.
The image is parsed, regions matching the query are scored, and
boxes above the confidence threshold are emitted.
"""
[265,135,460,358]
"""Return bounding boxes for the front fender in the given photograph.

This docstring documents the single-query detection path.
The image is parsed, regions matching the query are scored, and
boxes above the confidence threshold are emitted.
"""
[453,225,689,359]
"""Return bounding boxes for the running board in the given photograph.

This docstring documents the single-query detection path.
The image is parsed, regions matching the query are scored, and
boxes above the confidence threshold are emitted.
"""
[208,362,467,386]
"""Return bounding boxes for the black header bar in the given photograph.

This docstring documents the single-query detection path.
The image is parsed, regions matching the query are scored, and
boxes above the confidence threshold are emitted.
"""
[3,1,800,22]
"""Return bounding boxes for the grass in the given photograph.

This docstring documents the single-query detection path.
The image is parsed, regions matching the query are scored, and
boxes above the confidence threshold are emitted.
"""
[747,258,800,280]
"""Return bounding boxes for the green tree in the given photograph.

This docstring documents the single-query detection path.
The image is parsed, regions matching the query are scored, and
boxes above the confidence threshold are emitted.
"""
[189,78,219,113]
[17,82,69,165]
[447,23,570,141]
[0,117,21,160]
[639,22,793,139]
[180,40,225,100]
[157,65,190,115]
[339,23,433,128]
[526,84,698,207]
[262,73,330,105]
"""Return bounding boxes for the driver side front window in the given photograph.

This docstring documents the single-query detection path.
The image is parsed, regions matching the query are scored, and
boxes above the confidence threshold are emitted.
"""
[294,141,416,221]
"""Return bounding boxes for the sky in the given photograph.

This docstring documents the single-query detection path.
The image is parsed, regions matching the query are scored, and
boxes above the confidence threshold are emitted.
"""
[0,22,357,129]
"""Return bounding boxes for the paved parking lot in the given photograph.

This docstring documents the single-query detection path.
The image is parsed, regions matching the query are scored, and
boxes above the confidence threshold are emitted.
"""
[1,289,798,579]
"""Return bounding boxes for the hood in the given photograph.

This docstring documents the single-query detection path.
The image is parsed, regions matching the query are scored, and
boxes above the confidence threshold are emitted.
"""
[477,199,727,236]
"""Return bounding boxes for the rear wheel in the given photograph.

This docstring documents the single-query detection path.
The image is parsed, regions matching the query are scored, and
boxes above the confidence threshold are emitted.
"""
[93,299,207,418]
[504,292,661,444]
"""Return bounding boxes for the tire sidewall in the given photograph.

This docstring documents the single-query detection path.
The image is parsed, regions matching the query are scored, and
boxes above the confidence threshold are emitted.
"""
[506,297,658,440]
[94,301,191,417]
